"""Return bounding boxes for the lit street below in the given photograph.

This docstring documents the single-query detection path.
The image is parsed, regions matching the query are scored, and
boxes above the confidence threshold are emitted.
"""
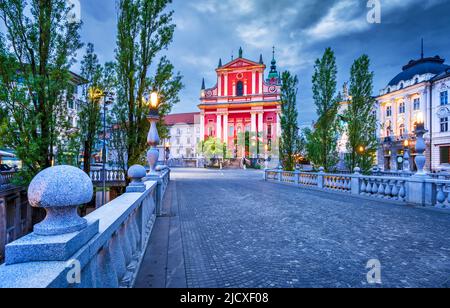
[135,168,450,288]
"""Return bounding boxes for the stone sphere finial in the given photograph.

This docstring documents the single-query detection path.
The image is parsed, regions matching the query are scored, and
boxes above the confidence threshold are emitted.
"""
[126,165,147,193]
[354,167,361,174]
[28,165,93,236]
[319,167,325,173]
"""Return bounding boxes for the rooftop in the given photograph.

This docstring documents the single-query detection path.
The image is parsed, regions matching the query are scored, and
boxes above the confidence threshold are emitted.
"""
[388,56,450,87]
[164,112,199,126]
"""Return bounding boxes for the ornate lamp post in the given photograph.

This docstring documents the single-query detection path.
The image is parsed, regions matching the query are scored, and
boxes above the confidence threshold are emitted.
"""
[145,92,160,175]
[414,112,428,176]
[403,139,410,172]
[264,144,269,170]
[88,87,111,208]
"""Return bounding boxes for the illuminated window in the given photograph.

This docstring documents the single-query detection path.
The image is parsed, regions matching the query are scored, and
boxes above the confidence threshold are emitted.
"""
[399,124,405,136]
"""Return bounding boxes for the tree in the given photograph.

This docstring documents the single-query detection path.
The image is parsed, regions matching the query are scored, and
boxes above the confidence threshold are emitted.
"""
[279,71,300,171]
[113,0,182,174]
[0,0,82,183]
[78,43,103,175]
[197,137,228,160]
[344,55,377,173]
[309,47,340,171]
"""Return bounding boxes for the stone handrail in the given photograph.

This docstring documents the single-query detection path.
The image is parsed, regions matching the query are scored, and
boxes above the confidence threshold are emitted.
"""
[0,165,170,288]
[265,168,446,208]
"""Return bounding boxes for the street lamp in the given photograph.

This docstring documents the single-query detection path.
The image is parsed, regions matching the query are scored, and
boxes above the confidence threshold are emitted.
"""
[88,87,112,208]
[403,139,410,172]
[264,144,269,170]
[358,146,365,155]
[144,91,160,175]
[414,111,428,176]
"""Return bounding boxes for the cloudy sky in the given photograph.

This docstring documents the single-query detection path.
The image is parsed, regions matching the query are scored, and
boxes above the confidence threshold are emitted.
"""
[78,0,450,126]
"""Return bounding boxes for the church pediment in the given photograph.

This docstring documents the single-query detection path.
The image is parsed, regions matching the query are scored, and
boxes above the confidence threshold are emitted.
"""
[218,58,263,71]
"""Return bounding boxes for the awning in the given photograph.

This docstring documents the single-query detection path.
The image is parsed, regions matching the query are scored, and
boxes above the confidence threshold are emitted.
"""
[0,150,16,158]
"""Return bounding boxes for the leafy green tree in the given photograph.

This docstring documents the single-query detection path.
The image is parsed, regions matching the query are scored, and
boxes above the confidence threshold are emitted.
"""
[113,0,182,173]
[0,0,82,183]
[344,55,377,172]
[309,47,340,171]
[279,71,300,171]
[78,43,103,175]
[197,137,228,159]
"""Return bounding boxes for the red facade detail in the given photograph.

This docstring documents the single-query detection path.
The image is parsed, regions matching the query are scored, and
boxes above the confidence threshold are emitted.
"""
[199,50,282,158]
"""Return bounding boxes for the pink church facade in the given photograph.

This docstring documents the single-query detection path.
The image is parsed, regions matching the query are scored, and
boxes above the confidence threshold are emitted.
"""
[198,48,282,158]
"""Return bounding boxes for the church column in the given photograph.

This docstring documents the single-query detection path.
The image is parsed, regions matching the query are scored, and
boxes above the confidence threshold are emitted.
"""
[259,72,263,94]
[276,112,282,140]
[251,112,257,133]
[252,71,256,95]
[224,74,228,97]
[258,112,264,138]
[223,113,229,146]
[218,73,222,96]
[216,114,222,141]
[200,113,205,141]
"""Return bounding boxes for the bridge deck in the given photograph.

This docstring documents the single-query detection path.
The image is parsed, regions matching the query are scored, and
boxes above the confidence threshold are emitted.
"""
[135,168,450,288]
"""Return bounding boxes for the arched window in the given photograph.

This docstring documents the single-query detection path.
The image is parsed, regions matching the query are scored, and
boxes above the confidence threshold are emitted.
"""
[386,126,391,137]
[399,124,405,136]
[236,81,244,96]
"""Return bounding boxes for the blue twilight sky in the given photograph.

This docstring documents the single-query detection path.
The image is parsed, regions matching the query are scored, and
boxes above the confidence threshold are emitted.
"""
[76,0,450,126]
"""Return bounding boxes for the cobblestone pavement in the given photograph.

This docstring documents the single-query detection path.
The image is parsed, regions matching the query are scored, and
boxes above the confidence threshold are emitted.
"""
[172,169,450,288]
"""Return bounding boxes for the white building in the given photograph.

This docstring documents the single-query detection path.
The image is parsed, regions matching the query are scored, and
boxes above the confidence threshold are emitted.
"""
[376,53,450,172]
[164,113,201,159]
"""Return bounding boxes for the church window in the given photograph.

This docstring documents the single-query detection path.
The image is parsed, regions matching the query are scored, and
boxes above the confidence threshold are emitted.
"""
[236,81,244,96]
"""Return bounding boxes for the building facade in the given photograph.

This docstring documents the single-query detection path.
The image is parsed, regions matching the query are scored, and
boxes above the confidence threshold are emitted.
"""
[164,112,201,159]
[376,53,450,172]
[199,47,282,159]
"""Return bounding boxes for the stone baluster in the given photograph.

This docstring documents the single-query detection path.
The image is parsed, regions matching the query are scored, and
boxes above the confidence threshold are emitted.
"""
[436,183,447,208]
[398,181,406,201]
[96,242,119,288]
[391,181,399,200]
[371,179,378,195]
[109,231,127,284]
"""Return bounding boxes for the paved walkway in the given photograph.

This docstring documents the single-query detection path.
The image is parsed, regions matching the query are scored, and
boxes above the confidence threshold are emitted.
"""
[135,168,450,288]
